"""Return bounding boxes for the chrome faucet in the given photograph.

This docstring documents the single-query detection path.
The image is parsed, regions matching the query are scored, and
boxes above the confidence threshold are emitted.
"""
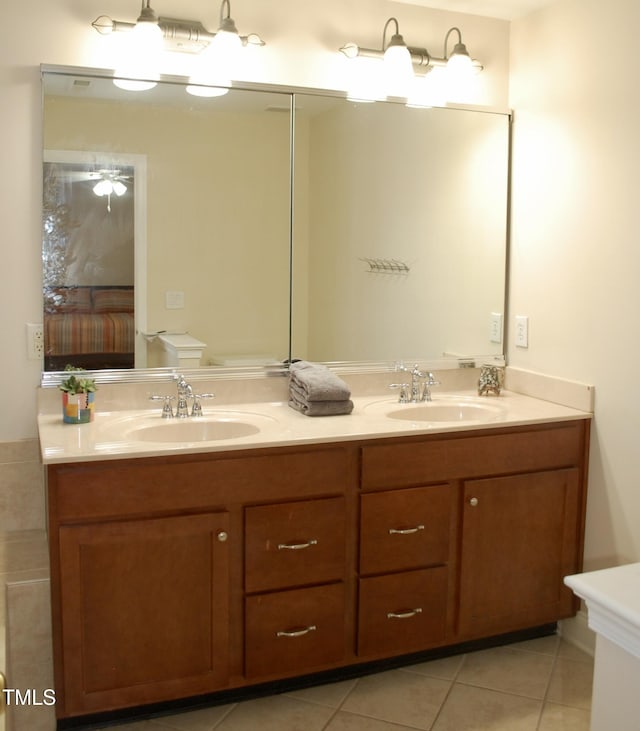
[175,374,192,418]
[393,363,440,403]
[150,375,215,418]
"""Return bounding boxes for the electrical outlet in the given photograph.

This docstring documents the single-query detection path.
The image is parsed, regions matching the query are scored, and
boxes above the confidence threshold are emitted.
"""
[515,315,529,348]
[489,312,503,344]
[27,323,44,360]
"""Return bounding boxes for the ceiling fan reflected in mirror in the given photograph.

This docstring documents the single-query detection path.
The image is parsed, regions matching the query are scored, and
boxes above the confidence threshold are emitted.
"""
[57,168,133,212]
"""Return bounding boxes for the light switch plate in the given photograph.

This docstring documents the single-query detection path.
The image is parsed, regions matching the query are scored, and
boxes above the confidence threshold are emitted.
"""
[165,291,185,309]
[515,315,529,348]
[489,312,503,344]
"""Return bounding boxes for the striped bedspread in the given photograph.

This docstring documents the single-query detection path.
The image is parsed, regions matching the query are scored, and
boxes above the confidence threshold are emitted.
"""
[45,312,134,356]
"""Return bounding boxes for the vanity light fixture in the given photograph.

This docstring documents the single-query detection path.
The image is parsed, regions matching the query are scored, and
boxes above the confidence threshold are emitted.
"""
[381,18,414,97]
[340,20,482,104]
[92,0,264,93]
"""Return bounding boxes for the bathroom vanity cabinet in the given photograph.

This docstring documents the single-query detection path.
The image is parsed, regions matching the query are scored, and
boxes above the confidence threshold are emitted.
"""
[46,419,590,721]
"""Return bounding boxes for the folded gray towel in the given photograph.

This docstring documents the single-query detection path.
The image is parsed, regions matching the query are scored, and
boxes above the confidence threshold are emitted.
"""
[288,396,354,417]
[289,361,351,402]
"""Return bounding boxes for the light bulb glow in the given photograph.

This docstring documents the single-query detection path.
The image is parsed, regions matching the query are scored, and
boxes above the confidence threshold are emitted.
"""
[210,29,242,54]
[112,14,162,91]
[406,69,447,108]
[185,83,229,98]
[93,179,111,196]
[187,26,240,96]
[383,43,414,97]
[344,56,380,103]
[113,77,157,91]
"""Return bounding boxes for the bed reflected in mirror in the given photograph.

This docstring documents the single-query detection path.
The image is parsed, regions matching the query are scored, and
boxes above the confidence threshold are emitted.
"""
[43,153,137,370]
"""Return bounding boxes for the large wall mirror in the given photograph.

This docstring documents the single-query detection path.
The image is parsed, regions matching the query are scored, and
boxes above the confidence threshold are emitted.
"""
[41,66,509,377]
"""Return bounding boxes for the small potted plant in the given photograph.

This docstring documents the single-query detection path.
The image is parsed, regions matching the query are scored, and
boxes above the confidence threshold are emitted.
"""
[60,365,97,424]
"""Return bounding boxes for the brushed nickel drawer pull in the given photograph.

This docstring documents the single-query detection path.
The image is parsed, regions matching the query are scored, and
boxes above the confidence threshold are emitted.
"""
[277,539,318,550]
[276,625,318,638]
[387,607,423,620]
[388,525,425,535]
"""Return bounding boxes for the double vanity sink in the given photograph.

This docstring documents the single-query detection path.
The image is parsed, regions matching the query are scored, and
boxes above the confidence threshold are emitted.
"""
[38,387,590,463]
[38,372,594,722]
[130,396,504,443]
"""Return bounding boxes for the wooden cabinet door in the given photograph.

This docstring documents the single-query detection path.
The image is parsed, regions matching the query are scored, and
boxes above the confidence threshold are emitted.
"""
[458,469,580,638]
[58,512,230,715]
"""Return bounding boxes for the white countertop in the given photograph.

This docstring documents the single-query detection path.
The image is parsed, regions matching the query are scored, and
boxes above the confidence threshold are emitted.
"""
[38,389,591,464]
[565,564,640,660]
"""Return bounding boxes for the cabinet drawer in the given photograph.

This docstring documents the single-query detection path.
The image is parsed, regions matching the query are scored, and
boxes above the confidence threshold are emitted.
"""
[362,422,586,490]
[50,446,352,521]
[245,583,345,678]
[245,497,345,593]
[358,568,448,657]
[360,485,450,575]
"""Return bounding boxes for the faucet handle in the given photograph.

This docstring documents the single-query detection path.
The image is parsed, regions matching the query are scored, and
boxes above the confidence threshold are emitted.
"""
[149,394,175,418]
[389,383,410,403]
[191,392,215,417]
[420,373,441,402]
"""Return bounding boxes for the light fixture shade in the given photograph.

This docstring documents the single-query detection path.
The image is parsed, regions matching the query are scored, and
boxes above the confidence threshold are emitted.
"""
[447,41,473,73]
[186,2,242,97]
[211,29,242,54]
[93,179,111,197]
[113,2,162,91]
[383,41,414,97]
[381,19,414,98]
[186,35,233,96]
[112,180,127,196]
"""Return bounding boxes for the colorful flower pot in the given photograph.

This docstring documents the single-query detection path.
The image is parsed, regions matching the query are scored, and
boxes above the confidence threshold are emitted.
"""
[62,392,95,424]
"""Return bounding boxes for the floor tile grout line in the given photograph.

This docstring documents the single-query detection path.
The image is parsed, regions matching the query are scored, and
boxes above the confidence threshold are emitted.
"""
[318,675,362,731]
[425,653,468,731]
[210,701,239,729]
[534,633,562,731]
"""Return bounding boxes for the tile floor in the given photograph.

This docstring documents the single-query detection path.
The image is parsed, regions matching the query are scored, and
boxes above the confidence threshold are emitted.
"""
[98,634,594,731]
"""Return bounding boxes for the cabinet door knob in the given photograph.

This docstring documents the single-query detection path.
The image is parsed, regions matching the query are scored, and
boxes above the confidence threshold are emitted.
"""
[217,531,228,542]
[276,625,317,638]
[468,497,479,507]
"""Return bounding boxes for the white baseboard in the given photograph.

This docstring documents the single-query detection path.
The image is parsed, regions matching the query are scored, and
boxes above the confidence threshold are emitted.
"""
[559,609,595,657]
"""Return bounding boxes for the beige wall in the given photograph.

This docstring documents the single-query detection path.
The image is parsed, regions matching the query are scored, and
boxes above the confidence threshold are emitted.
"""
[509,0,640,569]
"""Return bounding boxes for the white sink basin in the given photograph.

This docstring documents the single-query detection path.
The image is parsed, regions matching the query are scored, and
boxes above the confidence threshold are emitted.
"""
[122,411,277,444]
[365,396,505,424]
[128,419,260,443]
